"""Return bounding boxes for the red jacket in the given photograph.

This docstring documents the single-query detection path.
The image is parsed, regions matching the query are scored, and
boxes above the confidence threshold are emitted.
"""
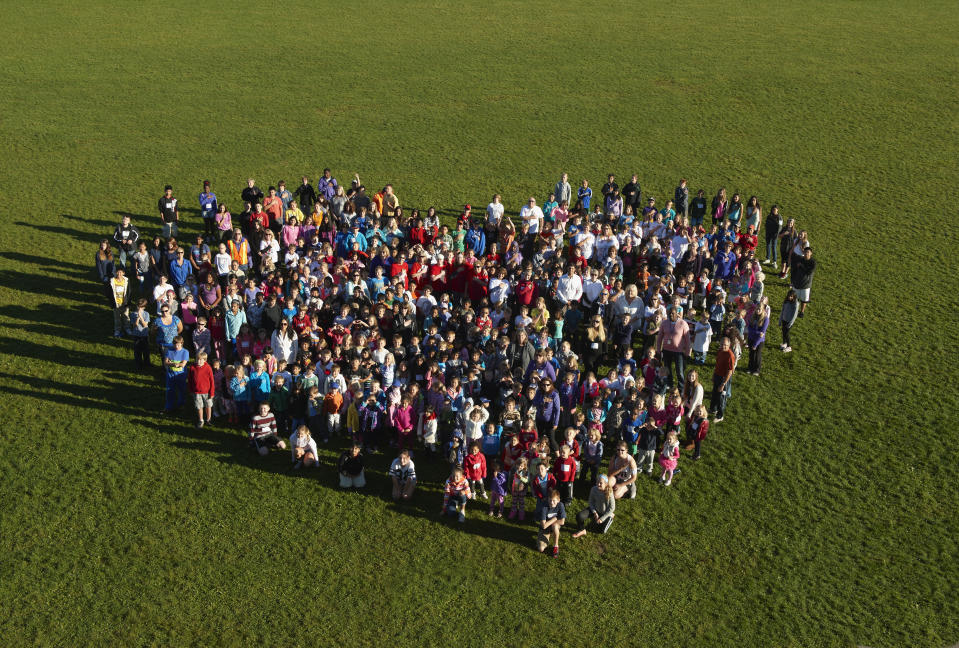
[686,417,709,441]
[463,452,487,481]
[552,456,577,483]
[531,472,557,499]
[502,442,525,469]
[560,439,580,460]
[188,362,215,397]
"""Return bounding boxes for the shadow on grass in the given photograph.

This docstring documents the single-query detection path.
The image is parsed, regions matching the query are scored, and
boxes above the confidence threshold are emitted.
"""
[132,414,540,547]
[0,371,160,416]
[0,252,90,276]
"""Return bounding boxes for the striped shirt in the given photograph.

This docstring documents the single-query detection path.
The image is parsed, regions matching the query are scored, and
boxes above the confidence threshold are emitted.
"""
[249,413,277,438]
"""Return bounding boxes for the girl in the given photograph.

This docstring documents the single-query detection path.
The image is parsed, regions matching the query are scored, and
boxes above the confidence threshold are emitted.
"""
[508,456,530,520]
[665,391,685,433]
[583,315,606,375]
[230,365,250,419]
[289,425,318,468]
[572,474,616,538]
[682,370,704,420]
[580,428,604,486]
[441,466,472,523]
[419,405,438,454]
[463,442,488,500]
[684,405,710,460]
[488,460,507,518]
[779,288,799,353]
[658,430,681,486]
[746,307,770,376]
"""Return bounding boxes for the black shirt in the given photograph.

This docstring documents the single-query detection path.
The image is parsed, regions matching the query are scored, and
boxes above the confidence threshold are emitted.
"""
[791,256,816,289]
[293,183,317,209]
[241,185,264,206]
[691,196,708,221]
[622,181,641,207]
[158,196,178,223]
[601,181,619,198]
[262,303,283,334]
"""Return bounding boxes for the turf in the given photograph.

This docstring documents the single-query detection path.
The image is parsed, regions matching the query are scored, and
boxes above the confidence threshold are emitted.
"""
[1,1,958,646]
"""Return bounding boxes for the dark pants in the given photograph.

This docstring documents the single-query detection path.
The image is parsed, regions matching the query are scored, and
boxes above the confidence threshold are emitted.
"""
[748,343,763,374]
[710,374,728,418]
[557,481,573,504]
[781,321,792,347]
[133,336,151,367]
[662,350,686,390]
[446,493,467,514]
[575,508,613,533]
[539,419,560,451]
[581,459,600,484]
[165,373,187,410]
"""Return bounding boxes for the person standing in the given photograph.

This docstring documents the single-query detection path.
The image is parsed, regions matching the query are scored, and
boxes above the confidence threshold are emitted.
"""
[112,215,140,271]
[554,173,571,206]
[163,335,190,413]
[764,205,783,265]
[293,176,317,213]
[601,174,619,202]
[158,185,179,239]
[790,247,817,317]
[690,189,708,228]
[188,351,215,427]
[656,307,691,390]
[622,174,641,215]
[745,308,770,376]
[709,336,736,422]
[317,168,339,202]
[577,179,592,213]
[109,268,129,337]
[779,289,799,353]
[199,180,218,237]
[241,178,263,207]
[674,178,690,221]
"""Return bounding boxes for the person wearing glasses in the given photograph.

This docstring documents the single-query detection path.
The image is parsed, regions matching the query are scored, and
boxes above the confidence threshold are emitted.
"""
[534,378,562,450]
[154,303,183,355]
[608,442,638,499]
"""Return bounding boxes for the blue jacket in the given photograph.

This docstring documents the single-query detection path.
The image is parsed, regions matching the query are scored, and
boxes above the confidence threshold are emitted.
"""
[199,191,218,219]
[464,228,486,256]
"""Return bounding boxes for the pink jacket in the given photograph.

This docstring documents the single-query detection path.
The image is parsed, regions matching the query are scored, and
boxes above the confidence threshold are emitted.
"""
[391,405,414,432]
[656,318,691,355]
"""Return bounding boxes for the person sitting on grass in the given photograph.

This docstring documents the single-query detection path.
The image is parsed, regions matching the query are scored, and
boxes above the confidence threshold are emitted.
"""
[289,424,318,469]
[249,402,286,457]
[441,466,473,523]
[535,488,566,557]
[572,474,616,538]
[338,443,366,488]
[389,449,417,502]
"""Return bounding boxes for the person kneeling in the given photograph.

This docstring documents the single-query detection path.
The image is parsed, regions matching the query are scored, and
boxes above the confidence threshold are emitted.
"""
[289,425,318,469]
[250,402,286,456]
[389,449,417,502]
[441,466,472,523]
[536,488,566,557]
[338,443,366,488]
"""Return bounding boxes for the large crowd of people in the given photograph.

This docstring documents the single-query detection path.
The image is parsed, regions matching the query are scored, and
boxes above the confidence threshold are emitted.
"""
[95,170,816,556]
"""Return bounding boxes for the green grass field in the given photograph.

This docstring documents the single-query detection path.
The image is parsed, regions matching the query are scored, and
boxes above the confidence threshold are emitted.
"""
[1,1,958,646]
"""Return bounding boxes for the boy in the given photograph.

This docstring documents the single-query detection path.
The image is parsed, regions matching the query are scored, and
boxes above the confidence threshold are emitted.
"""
[163,335,189,413]
[188,351,215,428]
[249,402,286,456]
[269,375,290,436]
[536,489,566,557]
[552,444,577,505]
[441,466,472,523]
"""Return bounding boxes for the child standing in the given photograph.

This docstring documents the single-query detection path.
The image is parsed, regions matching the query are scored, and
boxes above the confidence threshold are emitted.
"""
[508,457,530,520]
[580,428,604,486]
[463,442,488,500]
[488,460,507,518]
[637,419,659,475]
[552,444,577,505]
[531,460,558,518]
[658,430,681,486]
[684,405,710,460]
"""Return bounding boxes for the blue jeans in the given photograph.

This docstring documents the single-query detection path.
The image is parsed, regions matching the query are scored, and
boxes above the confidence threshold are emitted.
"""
[765,237,778,263]
[710,374,728,417]
[165,372,187,410]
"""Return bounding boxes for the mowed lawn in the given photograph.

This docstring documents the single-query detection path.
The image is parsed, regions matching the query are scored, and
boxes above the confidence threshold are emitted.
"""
[1,1,957,646]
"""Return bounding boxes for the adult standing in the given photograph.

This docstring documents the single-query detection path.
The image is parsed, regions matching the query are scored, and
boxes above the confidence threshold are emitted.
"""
[199,180,218,237]
[241,178,263,208]
[746,307,770,376]
[622,174,641,215]
[779,289,799,353]
[790,246,817,317]
[519,197,544,235]
[317,168,339,202]
[154,303,183,355]
[534,378,562,449]
[293,176,317,213]
[675,178,690,221]
[601,174,618,202]
[690,189,708,228]
[188,351,215,427]
[764,205,783,266]
[112,215,140,270]
[158,184,179,239]
[553,173,571,206]
[163,335,189,413]
[109,268,129,337]
[656,308,691,390]
[709,336,736,422]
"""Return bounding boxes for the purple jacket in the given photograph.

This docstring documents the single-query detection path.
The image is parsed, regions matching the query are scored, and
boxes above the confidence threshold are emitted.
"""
[534,389,561,428]
[490,471,508,497]
[746,317,770,348]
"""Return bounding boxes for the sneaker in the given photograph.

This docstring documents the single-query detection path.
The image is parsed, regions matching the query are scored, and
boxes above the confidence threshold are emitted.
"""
[628,484,637,499]
[779,343,786,350]
[113,331,122,338]
[798,311,804,318]
[196,421,204,428]
[496,512,503,519]
[664,478,672,486]
[783,346,792,353]
[714,416,724,422]
[488,510,494,517]
[458,512,466,523]
[551,546,559,557]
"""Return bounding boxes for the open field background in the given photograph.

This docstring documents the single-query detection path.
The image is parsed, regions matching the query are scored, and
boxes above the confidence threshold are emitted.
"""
[1,1,958,646]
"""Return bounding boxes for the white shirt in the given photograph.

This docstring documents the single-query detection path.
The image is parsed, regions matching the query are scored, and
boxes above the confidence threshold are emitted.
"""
[289,432,318,462]
[415,294,437,317]
[519,204,544,233]
[614,295,645,324]
[555,274,583,304]
[486,201,504,226]
[215,252,232,274]
[489,277,511,304]
[572,231,595,259]
[582,278,604,304]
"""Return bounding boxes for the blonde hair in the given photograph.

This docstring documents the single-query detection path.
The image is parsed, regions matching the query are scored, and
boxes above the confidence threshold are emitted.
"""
[651,393,665,409]
[296,425,311,440]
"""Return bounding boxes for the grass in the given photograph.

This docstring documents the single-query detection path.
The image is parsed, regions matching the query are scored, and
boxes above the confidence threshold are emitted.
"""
[1,1,958,646]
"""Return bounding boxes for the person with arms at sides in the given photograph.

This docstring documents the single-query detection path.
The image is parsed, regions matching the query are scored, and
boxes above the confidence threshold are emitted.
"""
[674,178,690,221]
[554,173,572,207]
[158,184,179,239]
[690,189,708,229]
[601,173,618,202]
[790,246,817,318]
[779,288,799,353]
[656,307,691,391]
[108,267,129,337]
[163,335,189,414]
[572,474,616,538]
[112,214,139,271]
[389,449,417,502]
[198,180,218,237]
[536,488,566,557]
[519,197,544,236]
[130,298,151,368]
[745,306,770,376]
[709,336,736,422]
[188,351,215,428]
[241,178,263,208]
[577,179,592,213]
[622,174,641,215]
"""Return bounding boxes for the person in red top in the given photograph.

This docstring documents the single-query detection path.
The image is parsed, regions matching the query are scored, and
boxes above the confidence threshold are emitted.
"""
[447,252,469,297]
[737,224,758,253]
[249,203,270,231]
[514,271,536,307]
[709,336,737,422]
[517,416,538,449]
[428,256,447,294]
[390,252,410,290]
[530,460,557,517]
[462,442,488,500]
[188,351,216,428]
[467,262,489,303]
[441,466,472,523]
[552,444,577,505]
[263,187,284,231]
[292,304,312,336]
[502,434,525,471]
